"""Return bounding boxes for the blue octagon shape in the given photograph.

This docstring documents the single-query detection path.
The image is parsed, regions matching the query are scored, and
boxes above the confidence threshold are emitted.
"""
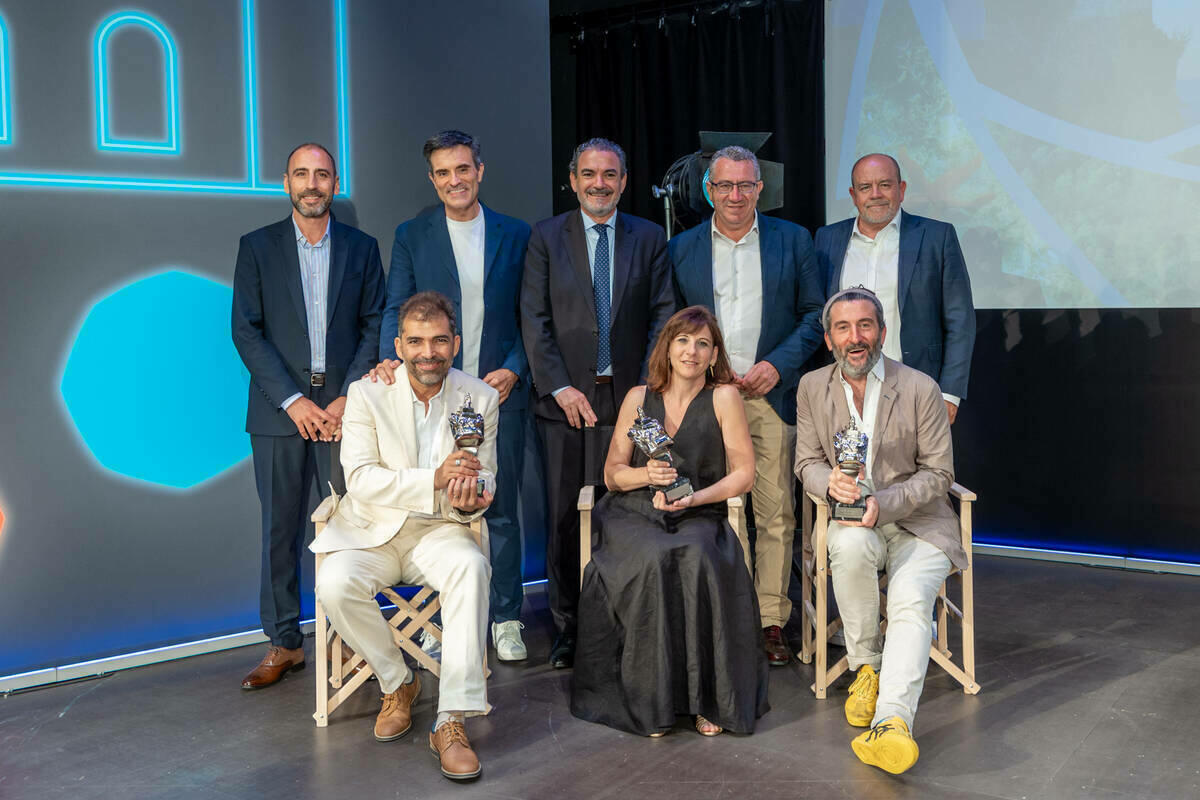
[61,270,250,488]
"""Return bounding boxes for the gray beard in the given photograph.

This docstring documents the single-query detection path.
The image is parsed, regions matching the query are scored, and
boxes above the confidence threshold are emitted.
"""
[836,345,882,379]
[292,195,331,218]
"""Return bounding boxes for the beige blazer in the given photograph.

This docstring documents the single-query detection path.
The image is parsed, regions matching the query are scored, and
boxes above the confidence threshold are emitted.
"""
[310,367,500,554]
[794,357,966,569]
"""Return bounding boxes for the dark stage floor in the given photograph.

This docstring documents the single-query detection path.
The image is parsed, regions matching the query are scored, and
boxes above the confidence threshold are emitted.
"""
[4,556,1200,799]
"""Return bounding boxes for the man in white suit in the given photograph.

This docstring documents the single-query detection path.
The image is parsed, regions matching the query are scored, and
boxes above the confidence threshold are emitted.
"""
[312,291,498,782]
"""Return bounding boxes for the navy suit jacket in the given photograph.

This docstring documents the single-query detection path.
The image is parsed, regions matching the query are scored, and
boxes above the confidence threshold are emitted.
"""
[232,216,386,436]
[380,203,532,411]
[814,211,975,399]
[521,209,674,421]
[669,214,825,423]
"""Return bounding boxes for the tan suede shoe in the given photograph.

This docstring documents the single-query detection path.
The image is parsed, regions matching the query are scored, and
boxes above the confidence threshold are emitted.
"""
[374,675,421,742]
[240,646,305,690]
[429,719,481,781]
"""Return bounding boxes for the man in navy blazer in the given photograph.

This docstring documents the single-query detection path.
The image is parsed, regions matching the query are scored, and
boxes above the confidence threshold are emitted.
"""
[378,130,533,661]
[815,153,975,422]
[521,138,674,668]
[669,146,824,665]
[232,142,385,689]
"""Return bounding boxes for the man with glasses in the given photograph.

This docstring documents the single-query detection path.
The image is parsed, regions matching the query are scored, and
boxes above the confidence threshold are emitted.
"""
[668,145,824,665]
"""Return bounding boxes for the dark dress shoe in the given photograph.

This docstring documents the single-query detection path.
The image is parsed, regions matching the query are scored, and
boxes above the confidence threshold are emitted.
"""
[549,633,575,669]
[241,645,305,689]
[763,625,791,666]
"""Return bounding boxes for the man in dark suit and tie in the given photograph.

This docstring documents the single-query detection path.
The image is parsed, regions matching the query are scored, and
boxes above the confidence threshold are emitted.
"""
[669,145,825,665]
[232,142,385,689]
[521,137,674,668]
[814,153,975,423]
[377,130,533,661]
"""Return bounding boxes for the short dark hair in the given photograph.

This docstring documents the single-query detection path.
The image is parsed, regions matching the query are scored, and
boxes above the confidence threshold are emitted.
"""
[398,291,458,337]
[646,306,736,393]
[285,142,337,176]
[569,137,627,176]
[850,153,902,185]
[822,287,885,332]
[422,130,481,171]
[710,145,761,180]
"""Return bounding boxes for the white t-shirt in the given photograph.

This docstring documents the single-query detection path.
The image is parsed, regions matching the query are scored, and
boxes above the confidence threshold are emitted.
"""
[446,210,487,378]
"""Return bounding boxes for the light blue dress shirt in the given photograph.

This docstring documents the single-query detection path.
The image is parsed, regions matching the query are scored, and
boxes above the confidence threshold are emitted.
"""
[281,216,331,410]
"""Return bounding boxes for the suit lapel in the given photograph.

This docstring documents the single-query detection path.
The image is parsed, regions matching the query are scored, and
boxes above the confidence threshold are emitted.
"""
[327,220,348,322]
[564,212,597,322]
[689,222,715,307]
[896,211,923,316]
[275,217,309,334]
[871,359,901,475]
[827,220,852,296]
[429,212,462,295]
[610,213,634,322]
[391,370,420,466]
[481,205,503,287]
[758,217,782,354]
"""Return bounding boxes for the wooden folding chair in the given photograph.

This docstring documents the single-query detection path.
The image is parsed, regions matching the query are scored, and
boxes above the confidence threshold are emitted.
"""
[310,494,488,727]
[579,487,748,585]
[798,484,980,699]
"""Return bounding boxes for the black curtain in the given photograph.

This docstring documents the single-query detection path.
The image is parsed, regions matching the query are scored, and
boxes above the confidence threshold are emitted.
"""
[550,0,824,233]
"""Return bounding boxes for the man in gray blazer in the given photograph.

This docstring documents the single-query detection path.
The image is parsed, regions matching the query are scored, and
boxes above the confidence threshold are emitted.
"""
[794,287,966,775]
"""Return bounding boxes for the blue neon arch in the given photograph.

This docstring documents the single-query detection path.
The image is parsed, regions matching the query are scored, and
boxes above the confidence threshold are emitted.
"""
[94,11,180,154]
[0,13,11,145]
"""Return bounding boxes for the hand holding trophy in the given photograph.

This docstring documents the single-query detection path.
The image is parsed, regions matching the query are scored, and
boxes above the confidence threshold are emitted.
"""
[448,393,488,498]
[628,406,694,503]
[831,419,869,521]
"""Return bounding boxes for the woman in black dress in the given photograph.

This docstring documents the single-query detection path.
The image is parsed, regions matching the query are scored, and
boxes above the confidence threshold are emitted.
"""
[571,306,769,737]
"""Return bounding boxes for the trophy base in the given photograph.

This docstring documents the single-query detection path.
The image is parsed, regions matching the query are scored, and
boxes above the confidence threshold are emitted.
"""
[663,478,694,503]
[832,501,867,522]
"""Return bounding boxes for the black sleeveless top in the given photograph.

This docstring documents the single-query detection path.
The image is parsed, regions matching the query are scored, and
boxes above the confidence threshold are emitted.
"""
[630,387,727,517]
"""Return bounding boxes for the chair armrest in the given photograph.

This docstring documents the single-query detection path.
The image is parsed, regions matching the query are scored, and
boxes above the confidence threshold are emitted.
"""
[311,494,338,524]
[578,484,595,511]
[805,491,829,508]
[728,495,743,509]
[949,483,976,502]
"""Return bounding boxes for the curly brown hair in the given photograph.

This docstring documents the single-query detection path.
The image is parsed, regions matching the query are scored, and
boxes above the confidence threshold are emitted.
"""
[646,306,736,393]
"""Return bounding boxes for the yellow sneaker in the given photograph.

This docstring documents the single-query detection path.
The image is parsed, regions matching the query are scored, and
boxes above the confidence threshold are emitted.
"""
[851,716,920,774]
[844,664,879,727]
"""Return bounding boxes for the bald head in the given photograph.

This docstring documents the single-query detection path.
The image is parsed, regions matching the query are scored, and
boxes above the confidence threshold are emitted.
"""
[848,153,906,236]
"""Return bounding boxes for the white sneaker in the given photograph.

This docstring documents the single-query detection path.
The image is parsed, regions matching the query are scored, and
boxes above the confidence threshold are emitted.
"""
[491,620,527,662]
[415,629,442,670]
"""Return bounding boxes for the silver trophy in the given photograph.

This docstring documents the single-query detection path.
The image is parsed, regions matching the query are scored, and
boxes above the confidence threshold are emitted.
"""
[448,393,487,497]
[628,406,694,503]
[832,419,869,521]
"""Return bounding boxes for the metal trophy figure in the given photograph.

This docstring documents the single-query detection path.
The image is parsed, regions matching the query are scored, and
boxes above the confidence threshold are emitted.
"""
[627,406,694,503]
[449,393,488,497]
[832,419,870,521]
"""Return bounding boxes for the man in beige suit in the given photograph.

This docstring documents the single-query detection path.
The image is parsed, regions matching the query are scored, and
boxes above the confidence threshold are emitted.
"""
[312,291,497,782]
[794,287,967,775]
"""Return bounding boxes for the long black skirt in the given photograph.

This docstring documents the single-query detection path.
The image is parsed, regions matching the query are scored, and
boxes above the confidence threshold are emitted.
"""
[570,490,769,735]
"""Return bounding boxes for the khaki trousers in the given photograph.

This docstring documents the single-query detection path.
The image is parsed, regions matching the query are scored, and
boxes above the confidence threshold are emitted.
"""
[314,518,490,715]
[744,395,796,629]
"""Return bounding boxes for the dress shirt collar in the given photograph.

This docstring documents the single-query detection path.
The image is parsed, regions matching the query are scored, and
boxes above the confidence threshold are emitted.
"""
[293,216,331,248]
[580,208,617,232]
[710,211,759,245]
[409,379,447,412]
[851,207,902,243]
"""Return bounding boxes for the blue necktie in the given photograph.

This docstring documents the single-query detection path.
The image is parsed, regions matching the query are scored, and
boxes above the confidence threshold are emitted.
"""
[593,223,611,374]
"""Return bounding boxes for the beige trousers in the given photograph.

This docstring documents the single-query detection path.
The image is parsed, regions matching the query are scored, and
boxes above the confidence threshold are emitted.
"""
[744,395,796,629]
[314,518,490,715]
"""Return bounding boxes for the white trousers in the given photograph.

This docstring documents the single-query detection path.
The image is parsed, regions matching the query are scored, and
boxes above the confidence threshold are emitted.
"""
[315,518,490,714]
[827,521,952,731]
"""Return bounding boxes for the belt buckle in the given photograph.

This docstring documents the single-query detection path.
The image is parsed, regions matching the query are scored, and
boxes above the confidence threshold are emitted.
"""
[310,373,326,388]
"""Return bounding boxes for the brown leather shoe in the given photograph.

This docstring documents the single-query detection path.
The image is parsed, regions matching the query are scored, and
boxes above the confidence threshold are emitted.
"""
[763,625,791,666]
[374,675,421,741]
[240,645,305,690]
[429,719,481,781]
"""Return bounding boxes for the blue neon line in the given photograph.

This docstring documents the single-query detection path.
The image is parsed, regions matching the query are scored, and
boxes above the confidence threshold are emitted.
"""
[94,12,181,154]
[0,0,349,196]
[0,14,11,145]
[976,541,1200,569]
[334,0,350,194]
[243,0,260,186]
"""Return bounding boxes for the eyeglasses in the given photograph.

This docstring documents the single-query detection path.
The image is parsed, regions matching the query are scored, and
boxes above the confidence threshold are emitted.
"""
[707,180,759,195]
